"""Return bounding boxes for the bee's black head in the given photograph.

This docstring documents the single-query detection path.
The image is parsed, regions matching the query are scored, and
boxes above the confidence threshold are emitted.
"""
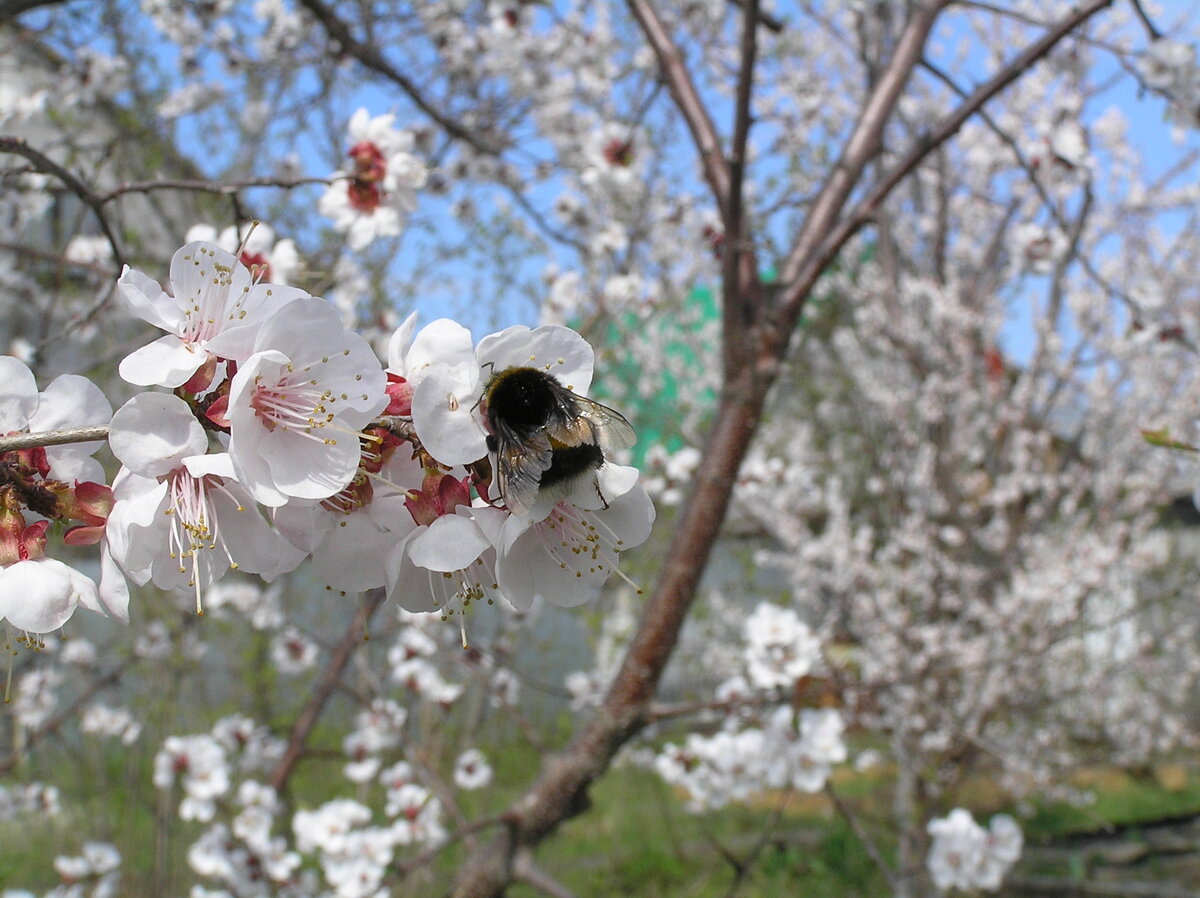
[484,366,567,434]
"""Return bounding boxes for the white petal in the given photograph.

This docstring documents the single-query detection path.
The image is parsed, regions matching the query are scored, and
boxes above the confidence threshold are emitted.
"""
[386,311,420,372]
[202,284,310,363]
[410,367,487,465]
[476,325,594,395]
[408,515,489,572]
[98,542,131,622]
[116,265,181,332]
[118,334,203,388]
[0,356,38,432]
[109,393,207,477]
[406,319,475,386]
[0,559,91,632]
[32,374,113,475]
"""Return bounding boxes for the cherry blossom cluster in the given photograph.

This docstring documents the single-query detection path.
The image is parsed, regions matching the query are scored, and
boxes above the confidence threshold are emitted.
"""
[926,809,1023,894]
[654,706,846,812]
[20,236,652,632]
[318,109,429,251]
[0,358,120,633]
[647,602,843,811]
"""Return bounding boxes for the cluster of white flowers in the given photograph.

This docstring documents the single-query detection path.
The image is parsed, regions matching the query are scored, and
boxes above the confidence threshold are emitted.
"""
[926,808,1023,893]
[44,236,655,631]
[655,707,847,812]
[1138,39,1200,127]
[50,841,122,898]
[153,716,284,823]
[741,602,822,691]
[318,109,429,250]
[79,704,142,745]
[0,781,60,817]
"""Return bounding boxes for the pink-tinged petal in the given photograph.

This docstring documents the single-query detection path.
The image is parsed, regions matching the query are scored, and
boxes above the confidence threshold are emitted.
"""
[0,356,38,432]
[0,558,93,632]
[410,367,487,466]
[116,265,181,332]
[408,514,489,572]
[476,325,594,395]
[109,393,207,477]
[119,334,204,388]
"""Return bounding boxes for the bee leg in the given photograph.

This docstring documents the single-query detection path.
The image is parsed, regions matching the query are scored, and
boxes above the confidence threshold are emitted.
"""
[594,475,610,509]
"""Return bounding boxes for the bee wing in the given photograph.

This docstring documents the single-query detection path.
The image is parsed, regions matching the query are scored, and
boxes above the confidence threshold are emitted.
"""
[492,430,553,515]
[574,396,637,452]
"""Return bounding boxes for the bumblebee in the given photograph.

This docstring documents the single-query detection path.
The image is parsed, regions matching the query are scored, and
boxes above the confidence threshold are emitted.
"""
[480,366,636,515]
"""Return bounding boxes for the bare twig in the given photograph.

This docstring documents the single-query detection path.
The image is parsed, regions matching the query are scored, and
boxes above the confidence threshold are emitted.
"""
[1128,0,1162,41]
[790,0,1116,319]
[777,0,948,321]
[627,0,732,221]
[296,0,505,156]
[0,136,126,269]
[825,783,899,893]
[512,850,579,898]
[0,427,110,454]
[269,588,388,793]
[97,174,332,203]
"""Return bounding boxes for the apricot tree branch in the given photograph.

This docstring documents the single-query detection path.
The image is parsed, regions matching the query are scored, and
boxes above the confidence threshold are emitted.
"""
[0,136,127,269]
[0,427,110,454]
[269,588,388,793]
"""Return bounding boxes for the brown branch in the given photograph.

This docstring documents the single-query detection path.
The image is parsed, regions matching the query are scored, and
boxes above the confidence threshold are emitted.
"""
[512,850,579,898]
[627,0,732,221]
[0,136,126,270]
[296,0,505,156]
[0,426,110,454]
[783,0,1115,324]
[97,174,332,204]
[722,0,763,378]
[776,0,947,320]
[269,588,388,793]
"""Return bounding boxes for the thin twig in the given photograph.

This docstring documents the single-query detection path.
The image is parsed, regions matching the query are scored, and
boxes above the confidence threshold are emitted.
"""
[0,427,110,454]
[795,0,1116,314]
[627,0,732,221]
[0,136,126,270]
[1128,0,1162,41]
[97,174,332,203]
[269,588,388,793]
[825,782,899,893]
[296,0,506,155]
[512,850,579,898]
